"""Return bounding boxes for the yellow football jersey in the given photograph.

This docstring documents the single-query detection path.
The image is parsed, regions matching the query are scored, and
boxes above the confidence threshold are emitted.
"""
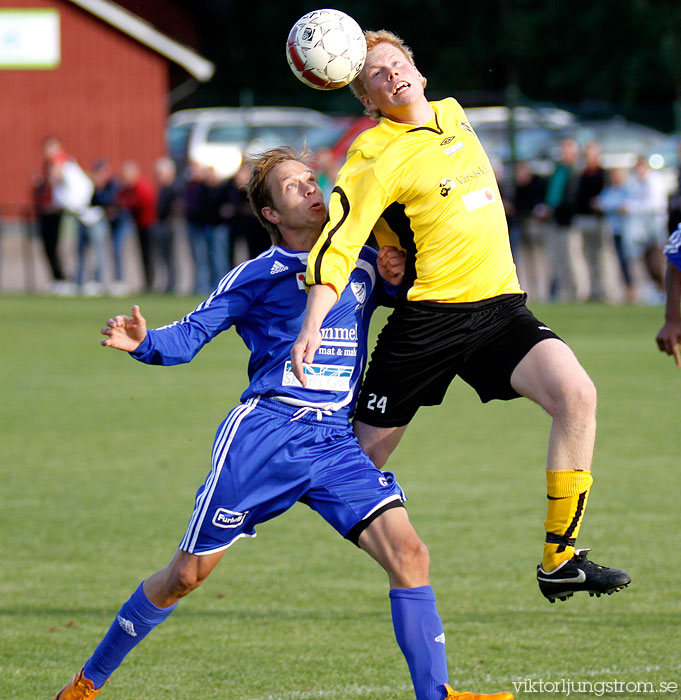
[307,97,522,303]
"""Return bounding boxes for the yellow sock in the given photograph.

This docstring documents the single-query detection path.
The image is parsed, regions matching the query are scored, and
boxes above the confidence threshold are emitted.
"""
[542,469,593,572]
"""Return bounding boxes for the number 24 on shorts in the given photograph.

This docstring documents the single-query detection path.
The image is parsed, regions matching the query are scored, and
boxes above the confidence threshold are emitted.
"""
[366,393,387,413]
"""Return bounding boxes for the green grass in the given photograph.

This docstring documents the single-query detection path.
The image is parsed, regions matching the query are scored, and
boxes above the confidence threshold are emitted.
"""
[1,296,680,700]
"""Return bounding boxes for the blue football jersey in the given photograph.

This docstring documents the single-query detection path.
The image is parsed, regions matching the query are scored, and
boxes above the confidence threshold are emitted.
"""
[131,245,385,418]
[665,225,681,272]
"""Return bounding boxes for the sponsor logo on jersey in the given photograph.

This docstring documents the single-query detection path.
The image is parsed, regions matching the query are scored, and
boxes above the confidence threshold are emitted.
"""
[439,135,464,156]
[117,615,138,637]
[282,361,352,391]
[434,632,446,644]
[296,272,307,290]
[212,508,249,529]
[439,178,453,197]
[270,261,289,274]
[320,324,358,346]
[444,142,464,156]
[462,186,496,211]
[456,164,489,185]
[350,281,366,304]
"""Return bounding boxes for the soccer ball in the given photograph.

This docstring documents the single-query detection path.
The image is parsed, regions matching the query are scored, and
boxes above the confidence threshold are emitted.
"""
[286,9,366,90]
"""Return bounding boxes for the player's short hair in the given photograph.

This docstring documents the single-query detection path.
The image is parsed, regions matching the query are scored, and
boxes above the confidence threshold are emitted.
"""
[350,30,426,120]
[246,146,311,245]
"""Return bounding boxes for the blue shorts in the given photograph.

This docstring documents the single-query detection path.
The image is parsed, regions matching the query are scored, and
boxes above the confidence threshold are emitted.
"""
[179,396,406,555]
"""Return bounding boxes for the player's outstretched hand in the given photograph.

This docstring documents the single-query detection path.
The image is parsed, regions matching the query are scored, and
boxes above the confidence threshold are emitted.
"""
[656,320,681,367]
[377,245,405,286]
[291,328,321,387]
[291,284,338,386]
[101,305,147,352]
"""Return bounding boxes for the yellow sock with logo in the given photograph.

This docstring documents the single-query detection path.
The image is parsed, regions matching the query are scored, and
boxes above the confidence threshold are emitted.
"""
[542,469,593,572]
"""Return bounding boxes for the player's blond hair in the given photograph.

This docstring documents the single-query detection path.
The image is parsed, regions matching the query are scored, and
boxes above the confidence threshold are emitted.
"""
[350,30,426,120]
[246,146,311,245]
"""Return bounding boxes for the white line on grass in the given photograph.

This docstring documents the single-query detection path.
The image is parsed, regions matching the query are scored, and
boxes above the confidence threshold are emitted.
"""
[253,683,413,700]
[248,664,681,700]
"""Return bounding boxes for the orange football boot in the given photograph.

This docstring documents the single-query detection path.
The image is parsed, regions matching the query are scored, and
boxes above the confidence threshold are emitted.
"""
[442,684,514,700]
[54,667,104,699]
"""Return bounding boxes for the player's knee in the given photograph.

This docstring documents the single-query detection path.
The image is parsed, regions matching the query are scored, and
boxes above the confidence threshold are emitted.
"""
[391,537,430,586]
[168,564,206,599]
[554,373,597,421]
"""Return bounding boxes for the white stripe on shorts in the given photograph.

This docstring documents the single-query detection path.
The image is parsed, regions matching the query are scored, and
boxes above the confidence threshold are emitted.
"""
[180,397,260,553]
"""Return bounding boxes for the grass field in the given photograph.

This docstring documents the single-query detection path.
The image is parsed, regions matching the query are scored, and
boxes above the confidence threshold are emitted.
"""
[1,295,680,700]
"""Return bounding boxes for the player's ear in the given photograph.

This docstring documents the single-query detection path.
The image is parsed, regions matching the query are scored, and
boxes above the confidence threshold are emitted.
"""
[360,94,377,112]
[261,206,280,225]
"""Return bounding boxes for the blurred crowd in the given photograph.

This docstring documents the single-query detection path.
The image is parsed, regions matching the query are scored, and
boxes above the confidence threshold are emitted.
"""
[32,137,271,297]
[30,134,681,304]
[501,137,679,304]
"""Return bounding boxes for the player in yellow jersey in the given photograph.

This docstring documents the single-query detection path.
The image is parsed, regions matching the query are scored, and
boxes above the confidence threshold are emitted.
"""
[292,29,630,603]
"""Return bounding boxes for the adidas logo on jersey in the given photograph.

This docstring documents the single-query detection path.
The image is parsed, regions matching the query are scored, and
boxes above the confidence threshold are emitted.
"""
[270,261,289,274]
[434,632,446,644]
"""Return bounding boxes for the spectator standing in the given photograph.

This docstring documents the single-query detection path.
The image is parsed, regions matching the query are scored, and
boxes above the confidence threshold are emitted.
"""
[542,137,580,301]
[74,162,110,296]
[512,161,548,301]
[34,137,73,293]
[119,161,157,293]
[596,168,635,303]
[183,161,211,295]
[46,140,108,296]
[200,167,231,287]
[222,163,270,264]
[574,142,607,302]
[151,157,181,294]
[91,160,132,297]
[626,156,666,302]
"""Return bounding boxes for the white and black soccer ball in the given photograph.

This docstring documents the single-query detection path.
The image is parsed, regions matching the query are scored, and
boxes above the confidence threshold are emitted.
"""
[286,9,366,90]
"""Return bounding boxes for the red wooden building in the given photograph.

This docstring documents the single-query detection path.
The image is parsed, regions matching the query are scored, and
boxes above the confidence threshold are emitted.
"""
[0,0,213,213]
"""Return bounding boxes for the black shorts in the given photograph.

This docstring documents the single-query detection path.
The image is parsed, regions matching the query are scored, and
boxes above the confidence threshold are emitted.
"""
[354,293,562,428]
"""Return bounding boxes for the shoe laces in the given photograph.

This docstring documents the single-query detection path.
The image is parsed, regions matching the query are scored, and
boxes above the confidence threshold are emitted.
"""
[574,548,607,571]
[72,669,100,698]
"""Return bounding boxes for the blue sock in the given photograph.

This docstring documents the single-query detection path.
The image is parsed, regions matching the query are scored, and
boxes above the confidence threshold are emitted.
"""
[83,583,178,689]
[390,585,449,700]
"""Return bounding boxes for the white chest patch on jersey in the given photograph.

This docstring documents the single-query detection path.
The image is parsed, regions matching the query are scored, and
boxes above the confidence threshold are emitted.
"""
[296,272,307,290]
[282,361,352,391]
[462,186,496,211]
[444,142,464,156]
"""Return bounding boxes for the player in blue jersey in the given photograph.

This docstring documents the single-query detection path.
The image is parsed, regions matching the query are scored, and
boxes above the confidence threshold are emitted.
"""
[656,225,681,366]
[54,148,513,700]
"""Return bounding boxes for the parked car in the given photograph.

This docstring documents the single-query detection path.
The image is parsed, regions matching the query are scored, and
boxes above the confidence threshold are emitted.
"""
[570,117,674,170]
[464,105,577,175]
[166,106,343,179]
[465,106,676,186]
